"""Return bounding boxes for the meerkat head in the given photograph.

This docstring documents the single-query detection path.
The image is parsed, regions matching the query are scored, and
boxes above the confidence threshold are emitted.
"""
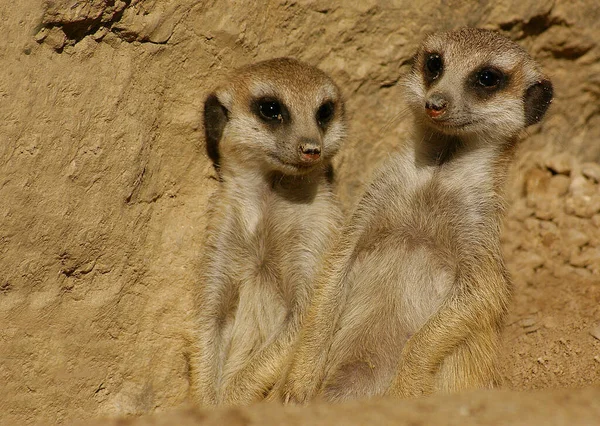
[404,28,553,142]
[203,58,346,177]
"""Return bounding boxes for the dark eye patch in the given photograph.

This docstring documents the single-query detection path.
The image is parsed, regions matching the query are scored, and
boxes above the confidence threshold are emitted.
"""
[469,66,508,98]
[316,101,335,129]
[252,97,289,124]
[477,68,504,88]
[259,101,282,120]
[423,52,443,85]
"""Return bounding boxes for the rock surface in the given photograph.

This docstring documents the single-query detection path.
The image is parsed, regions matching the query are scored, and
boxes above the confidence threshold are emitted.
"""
[1,1,600,425]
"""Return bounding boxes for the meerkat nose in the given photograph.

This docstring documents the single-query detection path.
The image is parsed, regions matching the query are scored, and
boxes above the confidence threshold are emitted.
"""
[299,140,322,162]
[425,94,448,118]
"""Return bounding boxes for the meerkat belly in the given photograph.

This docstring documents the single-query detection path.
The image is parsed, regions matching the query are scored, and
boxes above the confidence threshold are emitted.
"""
[221,280,287,375]
[220,207,324,378]
[218,218,290,377]
[321,230,453,400]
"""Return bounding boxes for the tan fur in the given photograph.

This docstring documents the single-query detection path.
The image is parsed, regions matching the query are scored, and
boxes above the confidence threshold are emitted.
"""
[189,58,346,406]
[273,28,553,403]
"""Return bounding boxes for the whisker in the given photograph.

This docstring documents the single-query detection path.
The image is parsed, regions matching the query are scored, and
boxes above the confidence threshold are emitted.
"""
[378,105,412,137]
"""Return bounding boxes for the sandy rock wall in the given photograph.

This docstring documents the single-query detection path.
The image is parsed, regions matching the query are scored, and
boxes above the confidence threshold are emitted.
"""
[1,1,599,425]
[500,154,600,389]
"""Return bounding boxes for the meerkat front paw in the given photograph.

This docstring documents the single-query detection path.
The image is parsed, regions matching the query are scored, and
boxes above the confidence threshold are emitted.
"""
[281,387,313,405]
[277,374,321,405]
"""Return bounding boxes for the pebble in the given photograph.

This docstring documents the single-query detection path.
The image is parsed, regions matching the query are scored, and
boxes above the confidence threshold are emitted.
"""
[511,202,534,221]
[541,231,558,247]
[575,267,593,279]
[522,316,540,333]
[91,27,109,41]
[539,221,559,232]
[590,323,600,341]
[534,202,557,220]
[569,175,596,197]
[525,168,551,201]
[565,195,600,218]
[543,316,557,330]
[34,27,48,43]
[43,27,67,51]
[562,228,590,248]
[581,162,600,183]
[524,218,540,232]
[548,174,571,196]
[517,252,545,270]
[545,153,573,175]
[569,247,600,268]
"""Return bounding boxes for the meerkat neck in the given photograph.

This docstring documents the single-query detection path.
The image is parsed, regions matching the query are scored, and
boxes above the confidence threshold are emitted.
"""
[412,125,517,215]
[413,129,464,167]
[220,163,329,206]
[413,125,514,169]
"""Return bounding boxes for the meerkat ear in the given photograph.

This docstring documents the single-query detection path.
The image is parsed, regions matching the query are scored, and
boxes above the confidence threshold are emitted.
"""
[524,79,553,126]
[204,93,229,168]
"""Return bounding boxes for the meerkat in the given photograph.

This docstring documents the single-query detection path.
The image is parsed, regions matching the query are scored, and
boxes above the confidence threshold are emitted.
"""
[274,28,553,403]
[190,58,346,406]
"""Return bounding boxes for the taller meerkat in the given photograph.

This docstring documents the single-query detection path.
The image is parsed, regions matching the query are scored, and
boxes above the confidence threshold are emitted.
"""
[191,58,346,405]
[275,28,553,402]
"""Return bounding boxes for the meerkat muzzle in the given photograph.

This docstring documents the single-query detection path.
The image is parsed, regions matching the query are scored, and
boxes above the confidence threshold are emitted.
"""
[425,94,448,119]
[299,143,322,162]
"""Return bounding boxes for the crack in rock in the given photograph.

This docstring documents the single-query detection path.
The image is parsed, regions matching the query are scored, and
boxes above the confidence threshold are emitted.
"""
[36,0,176,52]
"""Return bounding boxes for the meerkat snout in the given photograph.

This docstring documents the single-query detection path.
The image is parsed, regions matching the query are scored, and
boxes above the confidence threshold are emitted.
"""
[298,138,322,162]
[425,93,449,118]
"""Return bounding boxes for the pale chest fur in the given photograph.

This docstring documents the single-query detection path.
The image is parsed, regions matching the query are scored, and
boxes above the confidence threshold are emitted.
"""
[367,146,498,243]
[213,179,337,375]
[352,147,499,329]
[233,186,335,298]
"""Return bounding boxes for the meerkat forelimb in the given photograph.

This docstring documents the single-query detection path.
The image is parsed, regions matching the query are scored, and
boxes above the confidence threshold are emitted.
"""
[189,58,346,406]
[275,28,553,403]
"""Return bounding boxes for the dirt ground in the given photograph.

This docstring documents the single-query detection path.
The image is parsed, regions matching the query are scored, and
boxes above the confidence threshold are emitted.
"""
[1,1,599,425]
[81,387,600,426]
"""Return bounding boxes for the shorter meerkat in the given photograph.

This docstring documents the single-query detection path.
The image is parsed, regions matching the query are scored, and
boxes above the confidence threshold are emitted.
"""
[190,58,346,406]
[274,28,553,402]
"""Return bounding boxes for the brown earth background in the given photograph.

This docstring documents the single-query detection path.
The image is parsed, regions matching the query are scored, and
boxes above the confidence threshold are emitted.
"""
[1,1,599,425]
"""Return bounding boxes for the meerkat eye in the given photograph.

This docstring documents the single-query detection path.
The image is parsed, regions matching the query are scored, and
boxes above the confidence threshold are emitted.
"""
[316,101,335,128]
[477,68,504,88]
[424,53,443,81]
[257,99,284,122]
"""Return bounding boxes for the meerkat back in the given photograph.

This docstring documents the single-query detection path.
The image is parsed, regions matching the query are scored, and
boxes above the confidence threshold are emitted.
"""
[190,58,346,406]
[276,28,553,403]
